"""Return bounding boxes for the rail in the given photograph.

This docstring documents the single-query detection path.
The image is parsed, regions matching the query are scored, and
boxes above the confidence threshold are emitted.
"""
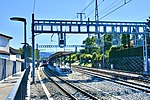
[74,67,150,93]
[44,67,99,100]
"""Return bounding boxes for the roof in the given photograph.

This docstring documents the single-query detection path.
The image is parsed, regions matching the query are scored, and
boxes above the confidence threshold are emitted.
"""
[0,50,10,55]
[0,33,13,39]
[10,47,21,55]
[48,51,74,61]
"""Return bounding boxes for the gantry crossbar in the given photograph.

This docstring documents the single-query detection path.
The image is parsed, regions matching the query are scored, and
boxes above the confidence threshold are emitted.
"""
[38,45,85,48]
[34,20,147,34]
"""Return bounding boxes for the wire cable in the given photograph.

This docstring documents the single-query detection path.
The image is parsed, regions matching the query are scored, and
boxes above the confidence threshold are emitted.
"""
[135,16,149,21]
[100,0,133,20]
[86,0,105,20]
[69,0,95,39]
[81,0,95,13]
[32,0,36,13]
[72,0,94,20]
[99,0,120,16]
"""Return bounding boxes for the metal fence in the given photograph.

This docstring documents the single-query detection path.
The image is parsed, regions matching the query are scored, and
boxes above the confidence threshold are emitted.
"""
[103,56,144,73]
[6,66,30,100]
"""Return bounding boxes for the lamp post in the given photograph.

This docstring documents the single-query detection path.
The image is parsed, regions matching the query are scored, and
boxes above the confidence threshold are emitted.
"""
[10,17,27,70]
[21,43,30,68]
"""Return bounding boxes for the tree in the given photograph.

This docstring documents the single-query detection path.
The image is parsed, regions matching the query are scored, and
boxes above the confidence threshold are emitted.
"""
[35,49,40,61]
[84,36,97,54]
[121,34,130,48]
[104,34,113,50]
[121,34,127,47]
[19,45,32,59]
[92,51,102,67]
[19,45,39,61]
[127,34,130,48]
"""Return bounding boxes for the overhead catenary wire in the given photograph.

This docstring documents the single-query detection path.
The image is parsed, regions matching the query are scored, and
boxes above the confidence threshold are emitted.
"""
[100,0,133,20]
[86,0,105,19]
[32,0,36,13]
[69,0,95,38]
[135,16,150,21]
[99,0,121,16]
[72,0,94,20]
[81,0,95,13]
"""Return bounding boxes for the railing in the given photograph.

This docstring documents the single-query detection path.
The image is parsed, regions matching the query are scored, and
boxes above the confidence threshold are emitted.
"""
[6,66,30,100]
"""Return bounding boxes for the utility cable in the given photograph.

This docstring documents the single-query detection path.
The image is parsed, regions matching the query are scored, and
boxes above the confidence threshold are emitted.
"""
[69,0,95,39]
[72,0,94,20]
[135,16,149,21]
[100,0,133,20]
[32,0,36,13]
[87,0,105,19]
[81,0,95,13]
[99,0,120,16]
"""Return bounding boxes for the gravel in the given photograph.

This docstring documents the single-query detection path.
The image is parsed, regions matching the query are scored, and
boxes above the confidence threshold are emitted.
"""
[30,69,48,100]
[39,67,71,100]
[35,67,150,100]
[62,68,150,100]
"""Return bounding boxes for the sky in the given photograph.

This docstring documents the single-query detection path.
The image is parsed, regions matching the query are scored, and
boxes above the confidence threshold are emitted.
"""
[0,0,150,52]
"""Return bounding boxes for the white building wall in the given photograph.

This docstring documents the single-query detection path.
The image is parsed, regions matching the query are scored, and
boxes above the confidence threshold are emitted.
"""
[10,55,16,61]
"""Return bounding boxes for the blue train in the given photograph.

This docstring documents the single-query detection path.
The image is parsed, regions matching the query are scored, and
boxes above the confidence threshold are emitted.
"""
[47,64,72,75]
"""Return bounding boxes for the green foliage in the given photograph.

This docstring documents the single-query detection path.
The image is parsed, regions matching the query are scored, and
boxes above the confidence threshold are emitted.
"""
[35,49,40,61]
[65,53,78,63]
[104,34,113,51]
[19,48,24,59]
[84,36,97,54]
[122,34,127,47]
[65,35,113,67]
[79,53,92,63]
[19,45,32,59]
[109,46,143,58]
[85,36,96,46]
[105,34,113,41]
[121,34,130,48]
[20,45,40,61]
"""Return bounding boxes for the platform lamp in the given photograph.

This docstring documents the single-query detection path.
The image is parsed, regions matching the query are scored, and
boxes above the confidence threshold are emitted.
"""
[10,17,27,70]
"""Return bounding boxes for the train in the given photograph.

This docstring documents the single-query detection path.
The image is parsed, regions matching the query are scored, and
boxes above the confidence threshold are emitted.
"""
[47,64,72,75]
[42,60,47,66]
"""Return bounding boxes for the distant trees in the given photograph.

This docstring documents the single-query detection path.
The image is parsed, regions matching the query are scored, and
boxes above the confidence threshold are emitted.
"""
[65,32,147,67]
[19,45,40,61]
[19,45,32,59]
[65,34,113,67]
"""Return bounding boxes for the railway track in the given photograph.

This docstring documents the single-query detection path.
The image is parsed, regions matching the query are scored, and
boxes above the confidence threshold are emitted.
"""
[73,67,150,93]
[72,66,150,83]
[43,67,99,100]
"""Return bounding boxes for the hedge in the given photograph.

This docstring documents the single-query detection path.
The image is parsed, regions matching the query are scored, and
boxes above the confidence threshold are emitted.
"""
[109,46,150,58]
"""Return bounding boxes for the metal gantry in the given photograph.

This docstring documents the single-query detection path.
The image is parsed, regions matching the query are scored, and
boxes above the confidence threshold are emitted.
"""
[34,20,147,34]
[38,44,85,48]
[32,13,149,82]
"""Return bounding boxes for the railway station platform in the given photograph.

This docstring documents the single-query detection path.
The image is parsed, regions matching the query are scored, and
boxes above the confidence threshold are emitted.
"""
[0,71,24,100]
[0,65,52,100]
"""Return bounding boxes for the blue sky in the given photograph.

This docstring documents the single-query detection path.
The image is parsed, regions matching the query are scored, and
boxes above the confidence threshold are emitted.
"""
[0,0,150,52]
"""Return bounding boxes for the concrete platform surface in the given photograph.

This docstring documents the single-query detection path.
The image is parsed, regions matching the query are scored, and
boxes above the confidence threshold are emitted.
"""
[0,72,23,100]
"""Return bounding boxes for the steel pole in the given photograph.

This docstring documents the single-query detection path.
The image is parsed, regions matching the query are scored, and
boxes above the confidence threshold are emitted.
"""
[24,21,27,69]
[32,13,35,83]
